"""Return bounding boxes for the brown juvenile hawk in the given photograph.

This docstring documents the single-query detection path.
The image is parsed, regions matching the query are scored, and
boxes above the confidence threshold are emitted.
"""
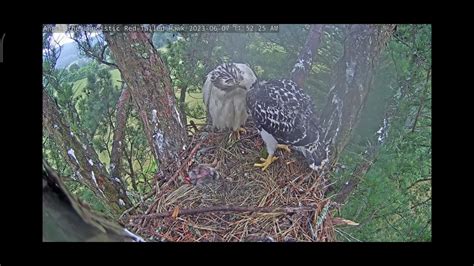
[246,79,325,171]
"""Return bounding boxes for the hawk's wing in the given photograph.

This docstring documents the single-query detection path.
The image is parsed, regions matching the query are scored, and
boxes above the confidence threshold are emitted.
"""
[247,79,317,146]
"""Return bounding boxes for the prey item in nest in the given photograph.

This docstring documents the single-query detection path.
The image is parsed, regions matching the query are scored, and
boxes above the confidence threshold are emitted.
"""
[184,164,219,186]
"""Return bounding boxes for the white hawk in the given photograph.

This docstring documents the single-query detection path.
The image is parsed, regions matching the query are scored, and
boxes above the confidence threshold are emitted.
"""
[203,63,257,139]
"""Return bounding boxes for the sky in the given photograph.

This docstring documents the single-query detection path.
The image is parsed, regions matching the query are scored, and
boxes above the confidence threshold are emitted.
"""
[52,32,74,47]
[49,24,98,47]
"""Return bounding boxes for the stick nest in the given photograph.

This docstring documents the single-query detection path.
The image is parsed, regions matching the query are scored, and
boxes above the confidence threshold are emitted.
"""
[122,121,337,242]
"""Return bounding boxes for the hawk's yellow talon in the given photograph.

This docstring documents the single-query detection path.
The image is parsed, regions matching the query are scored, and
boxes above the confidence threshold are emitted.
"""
[238,127,247,134]
[231,127,247,140]
[277,144,291,153]
[254,155,278,171]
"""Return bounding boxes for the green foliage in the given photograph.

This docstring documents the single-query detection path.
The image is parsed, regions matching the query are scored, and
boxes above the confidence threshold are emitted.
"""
[182,92,206,121]
[64,179,115,219]
[69,63,80,72]
[77,67,121,138]
[64,61,100,84]
[122,107,156,196]
[43,136,71,177]
[160,33,221,123]
[333,24,431,242]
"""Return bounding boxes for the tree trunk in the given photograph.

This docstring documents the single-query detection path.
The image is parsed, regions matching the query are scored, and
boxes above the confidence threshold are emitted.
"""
[123,142,138,192]
[109,84,131,189]
[43,91,131,214]
[104,30,187,178]
[315,24,396,172]
[290,25,324,87]
[178,86,188,126]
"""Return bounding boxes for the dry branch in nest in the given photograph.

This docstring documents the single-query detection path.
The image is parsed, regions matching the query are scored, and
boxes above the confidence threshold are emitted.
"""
[121,121,343,242]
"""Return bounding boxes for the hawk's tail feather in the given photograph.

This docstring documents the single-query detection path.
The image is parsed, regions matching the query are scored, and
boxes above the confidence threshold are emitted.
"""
[297,141,330,172]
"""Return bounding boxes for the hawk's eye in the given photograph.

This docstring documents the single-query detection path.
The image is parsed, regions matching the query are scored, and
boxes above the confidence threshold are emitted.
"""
[238,70,245,81]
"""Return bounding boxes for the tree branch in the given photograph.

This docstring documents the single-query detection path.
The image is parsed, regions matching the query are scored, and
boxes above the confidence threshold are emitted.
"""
[290,24,324,87]
[411,69,431,133]
[406,177,431,190]
[71,31,118,68]
[133,205,316,219]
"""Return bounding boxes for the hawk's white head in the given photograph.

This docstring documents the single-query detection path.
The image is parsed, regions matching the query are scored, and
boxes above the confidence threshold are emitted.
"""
[234,63,257,90]
[209,63,257,91]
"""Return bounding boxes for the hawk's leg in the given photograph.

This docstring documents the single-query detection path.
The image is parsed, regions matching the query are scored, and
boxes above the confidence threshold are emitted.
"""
[236,127,246,139]
[230,127,247,140]
[277,144,291,153]
[254,154,278,171]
